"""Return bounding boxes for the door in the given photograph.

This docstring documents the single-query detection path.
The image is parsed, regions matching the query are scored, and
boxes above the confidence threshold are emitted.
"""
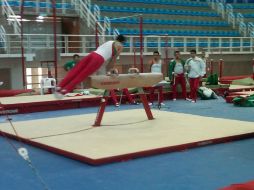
[0,68,11,89]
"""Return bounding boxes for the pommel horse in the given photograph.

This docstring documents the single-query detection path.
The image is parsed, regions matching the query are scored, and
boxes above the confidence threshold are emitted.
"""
[90,73,163,126]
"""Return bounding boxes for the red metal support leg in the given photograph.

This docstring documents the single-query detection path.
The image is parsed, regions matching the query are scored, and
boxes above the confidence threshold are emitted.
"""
[219,59,223,79]
[93,90,109,127]
[138,88,154,120]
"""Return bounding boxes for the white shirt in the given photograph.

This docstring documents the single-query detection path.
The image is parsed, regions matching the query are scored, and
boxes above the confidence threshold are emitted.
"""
[151,59,162,73]
[185,56,206,78]
[174,61,184,74]
[94,41,114,61]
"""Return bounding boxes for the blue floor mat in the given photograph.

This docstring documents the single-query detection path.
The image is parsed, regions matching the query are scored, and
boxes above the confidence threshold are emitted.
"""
[0,97,253,190]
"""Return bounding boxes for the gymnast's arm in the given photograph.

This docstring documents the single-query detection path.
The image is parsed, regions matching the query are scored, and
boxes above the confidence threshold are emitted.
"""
[107,42,124,74]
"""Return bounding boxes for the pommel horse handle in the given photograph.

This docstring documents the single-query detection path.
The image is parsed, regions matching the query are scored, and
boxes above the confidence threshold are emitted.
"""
[128,68,139,74]
[91,73,163,126]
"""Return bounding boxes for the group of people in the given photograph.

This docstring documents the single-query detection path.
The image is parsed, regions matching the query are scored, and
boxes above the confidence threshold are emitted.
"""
[58,34,206,105]
[169,49,206,103]
[147,49,206,104]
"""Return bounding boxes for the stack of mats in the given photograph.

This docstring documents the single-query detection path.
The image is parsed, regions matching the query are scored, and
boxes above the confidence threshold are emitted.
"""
[220,75,252,84]
[225,78,254,104]
[219,180,254,190]
[232,94,254,107]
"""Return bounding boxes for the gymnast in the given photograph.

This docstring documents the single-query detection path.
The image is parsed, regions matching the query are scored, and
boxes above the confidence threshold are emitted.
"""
[55,35,126,98]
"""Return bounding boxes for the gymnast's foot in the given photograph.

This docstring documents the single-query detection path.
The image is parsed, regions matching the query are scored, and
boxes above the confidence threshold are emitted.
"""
[54,87,66,99]
[160,102,165,106]
[131,101,139,105]
[54,91,64,99]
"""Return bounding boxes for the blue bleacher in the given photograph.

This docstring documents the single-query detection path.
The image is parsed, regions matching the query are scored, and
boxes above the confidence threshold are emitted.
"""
[39,2,47,8]
[242,13,254,18]
[99,5,219,17]
[123,40,250,48]
[101,0,208,7]
[231,4,254,9]
[109,17,229,27]
[226,0,254,3]
[0,1,74,10]
[118,28,240,37]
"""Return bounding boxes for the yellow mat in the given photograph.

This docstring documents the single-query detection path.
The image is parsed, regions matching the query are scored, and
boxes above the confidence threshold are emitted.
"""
[0,109,253,160]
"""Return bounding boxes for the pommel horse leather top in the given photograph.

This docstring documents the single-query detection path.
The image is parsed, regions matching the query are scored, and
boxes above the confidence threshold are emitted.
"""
[90,73,163,90]
[89,73,163,126]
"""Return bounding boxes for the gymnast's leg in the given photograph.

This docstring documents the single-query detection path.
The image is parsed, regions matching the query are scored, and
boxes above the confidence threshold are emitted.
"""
[57,52,104,94]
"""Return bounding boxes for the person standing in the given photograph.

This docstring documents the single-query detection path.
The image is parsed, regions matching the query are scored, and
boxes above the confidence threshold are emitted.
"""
[147,51,165,106]
[63,54,80,71]
[185,49,206,103]
[168,50,187,101]
[201,49,209,77]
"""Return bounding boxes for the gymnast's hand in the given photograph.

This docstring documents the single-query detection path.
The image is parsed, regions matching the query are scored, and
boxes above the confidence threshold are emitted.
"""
[107,68,119,76]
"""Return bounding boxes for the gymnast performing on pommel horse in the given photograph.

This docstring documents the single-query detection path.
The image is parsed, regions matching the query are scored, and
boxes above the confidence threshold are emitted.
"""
[55,34,162,126]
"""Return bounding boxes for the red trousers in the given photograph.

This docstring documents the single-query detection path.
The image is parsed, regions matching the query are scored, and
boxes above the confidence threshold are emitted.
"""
[146,86,163,103]
[172,73,187,99]
[58,52,104,94]
[110,88,135,104]
[189,77,200,101]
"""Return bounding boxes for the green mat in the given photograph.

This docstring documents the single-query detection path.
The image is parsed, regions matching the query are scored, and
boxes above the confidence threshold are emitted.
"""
[231,77,254,86]
[233,94,254,107]
[205,84,230,89]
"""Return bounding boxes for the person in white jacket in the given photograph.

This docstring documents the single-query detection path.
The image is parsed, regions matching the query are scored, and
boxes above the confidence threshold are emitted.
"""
[185,49,206,103]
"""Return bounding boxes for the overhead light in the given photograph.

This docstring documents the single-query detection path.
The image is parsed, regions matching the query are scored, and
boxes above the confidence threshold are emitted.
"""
[37,16,44,20]
[8,15,21,18]
[35,19,44,22]
[7,18,30,22]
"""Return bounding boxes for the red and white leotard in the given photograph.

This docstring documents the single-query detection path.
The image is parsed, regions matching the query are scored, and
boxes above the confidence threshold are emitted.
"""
[94,41,115,61]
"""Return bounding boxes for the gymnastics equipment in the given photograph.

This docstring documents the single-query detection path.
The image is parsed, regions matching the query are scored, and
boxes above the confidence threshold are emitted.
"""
[90,73,162,90]
[90,73,163,126]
